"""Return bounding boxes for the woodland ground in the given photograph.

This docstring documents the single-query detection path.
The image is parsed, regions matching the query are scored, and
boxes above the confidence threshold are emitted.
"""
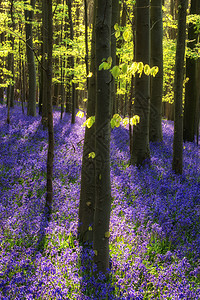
[0,103,200,299]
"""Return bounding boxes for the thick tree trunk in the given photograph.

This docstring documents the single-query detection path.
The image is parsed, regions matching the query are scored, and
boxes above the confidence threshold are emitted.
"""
[45,0,54,218]
[78,0,96,245]
[24,0,37,117]
[131,0,150,166]
[149,0,163,142]
[172,0,188,175]
[183,0,200,142]
[93,0,112,274]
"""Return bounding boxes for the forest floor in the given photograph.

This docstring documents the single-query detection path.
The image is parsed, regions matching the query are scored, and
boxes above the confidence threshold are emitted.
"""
[0,104,200,299]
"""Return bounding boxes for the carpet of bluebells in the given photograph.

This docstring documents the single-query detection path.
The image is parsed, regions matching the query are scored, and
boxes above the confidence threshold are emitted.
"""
[0,103,200,300]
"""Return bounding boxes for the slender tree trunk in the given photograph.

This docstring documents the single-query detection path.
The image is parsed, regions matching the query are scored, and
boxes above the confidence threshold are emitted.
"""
[93,0,112,274]
[45,0,54,218]
[42,0,48,127]
[84,0,89,77]
[183,0,200,142]
[111,0,120,115]
[66,0,76,124]
[172,0,188,175]
[149,0,163,142]
[131,0,150,166]
[78,0,96,245]
[24,0,37,117]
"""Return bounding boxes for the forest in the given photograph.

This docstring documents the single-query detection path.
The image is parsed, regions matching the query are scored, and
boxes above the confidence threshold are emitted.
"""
[0,0,200,299]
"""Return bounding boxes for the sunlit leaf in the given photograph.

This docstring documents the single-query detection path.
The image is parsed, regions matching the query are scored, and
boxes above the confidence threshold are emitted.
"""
[144,64,151,75]
[111,66,120,78]
[76,111,84,118]
[88,152,95,159]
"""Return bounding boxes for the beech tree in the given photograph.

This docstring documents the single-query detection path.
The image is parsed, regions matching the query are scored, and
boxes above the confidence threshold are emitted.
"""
[172,0,188,174]
[43,0,54,218]
[93,0,112,274]
[149,0,163,142]
[183,0,200,142]
[131,0,150,165]
[78,0,96,245]
[24,0,36,117]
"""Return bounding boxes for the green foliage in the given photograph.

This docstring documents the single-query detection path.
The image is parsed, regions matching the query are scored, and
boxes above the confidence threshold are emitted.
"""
[82,116,95,128]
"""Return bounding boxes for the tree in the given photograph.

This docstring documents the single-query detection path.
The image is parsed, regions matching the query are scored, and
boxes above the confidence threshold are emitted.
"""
[149,0,163,142]
[131,0,150,166]
[44,0,54,218]
[172,0,188,174]
[183,0,200,142]
[111,0,120,115]
[24,0,37,117]
[78,0,96,245]
[93,0,112,274]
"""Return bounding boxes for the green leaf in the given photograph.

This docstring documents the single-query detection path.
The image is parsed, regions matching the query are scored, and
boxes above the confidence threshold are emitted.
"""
[123,29,131,42]
[88,152,95,159]
[107,56,112,65]
[121,63,128,74]
[76,111,84,118]
[115,30,120,38]
[150,66,159,77]
[87,116,95,128]
[114,23,119,30]
[130,62,138,75]
[105,232,110,238]
[130,115,140,126]
[137,62,144,77]
[111,66,120,78]
[144,64,151,75]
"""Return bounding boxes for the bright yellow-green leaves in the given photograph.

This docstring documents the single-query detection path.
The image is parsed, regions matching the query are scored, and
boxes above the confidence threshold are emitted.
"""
[82,116,95,128]
[110,114,140,129]
[88,152,95,159]
[76,111,84,118]
[110,114,122,129]
[110,65,121,78]
[99,57,159,80]
[99,56,112,71]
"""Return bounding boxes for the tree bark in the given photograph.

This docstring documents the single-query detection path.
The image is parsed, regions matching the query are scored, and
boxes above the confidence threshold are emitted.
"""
[149,0,163,142]
[111,0,120,115]
[78,0,96,245]
[93,0,112,274]
[24,0,37,117]
[131,0,150,166]
[44,0,54,218]
[172,0,188,174]
[183,0,200,142]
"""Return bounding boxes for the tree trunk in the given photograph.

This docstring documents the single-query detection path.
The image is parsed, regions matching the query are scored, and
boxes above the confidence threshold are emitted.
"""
[24,0,37,117]
[149,0,163,142]
[78,0,96,245]
[172,0,188,175]
[111,0,120,115]
[42,0,48,127]
[131,0,150,166]
[93,0,112,274]
[44,0,54,219]
[183,0,200,142]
